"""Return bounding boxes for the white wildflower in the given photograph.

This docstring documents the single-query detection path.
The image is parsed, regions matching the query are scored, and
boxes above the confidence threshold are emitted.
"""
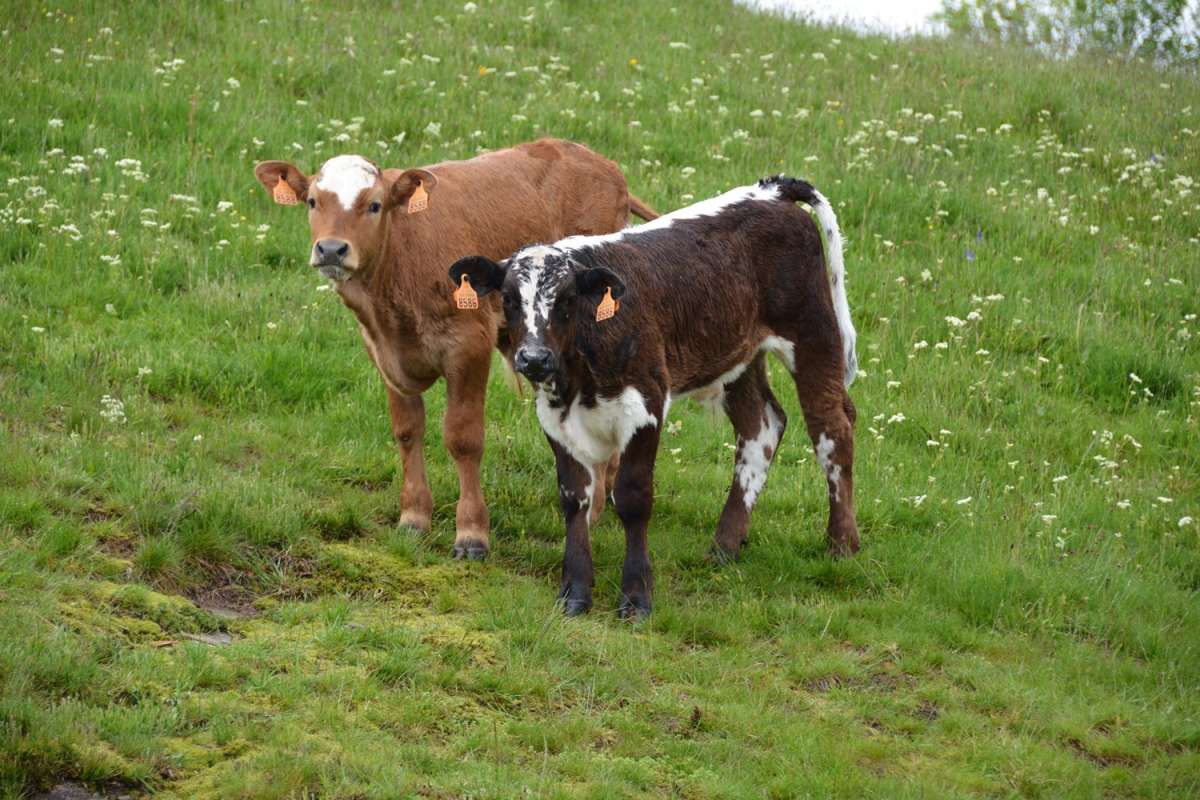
[99,395,126,424]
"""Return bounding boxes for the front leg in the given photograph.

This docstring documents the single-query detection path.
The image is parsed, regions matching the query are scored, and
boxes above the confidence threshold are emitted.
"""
[613,421,662,620]
[443,356,491,560]
[387,388,433,532]
[548,437,596,616]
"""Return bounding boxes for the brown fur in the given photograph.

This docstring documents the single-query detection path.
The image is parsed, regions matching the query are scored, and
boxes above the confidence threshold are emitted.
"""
[254,139,657,558]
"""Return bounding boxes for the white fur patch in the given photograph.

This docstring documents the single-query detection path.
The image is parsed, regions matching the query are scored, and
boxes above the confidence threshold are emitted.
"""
[557,182,783,252]
[678,361,749,411]
[810,190,857,387]
[736,402,784,509]
[515,245,563,338]
[560,484,591,512]
[762,335,796,373]
[315,155,379,211]
[815,432,842,502]
[676,334,796,412]
[536,386,658,470]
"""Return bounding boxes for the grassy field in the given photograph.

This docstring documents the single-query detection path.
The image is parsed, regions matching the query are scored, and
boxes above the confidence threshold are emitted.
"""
[2,1,1198,797]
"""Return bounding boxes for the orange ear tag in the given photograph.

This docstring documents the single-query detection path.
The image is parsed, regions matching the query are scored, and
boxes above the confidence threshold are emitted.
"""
[595,287,619,322]
[454,275,479,310]
[272,177,298,205]
[408,181,428,214]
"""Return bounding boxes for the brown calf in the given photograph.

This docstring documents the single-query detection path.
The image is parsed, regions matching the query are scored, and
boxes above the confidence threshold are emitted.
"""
[254,139,656,559]
[450,176,858,616]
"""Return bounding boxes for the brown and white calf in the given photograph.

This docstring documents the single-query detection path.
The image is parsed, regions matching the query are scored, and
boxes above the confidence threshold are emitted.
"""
[253,138,657,559]
[449,176,858,615]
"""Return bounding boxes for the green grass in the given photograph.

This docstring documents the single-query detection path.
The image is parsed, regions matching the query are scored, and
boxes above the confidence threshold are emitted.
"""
[1,1,1198,797]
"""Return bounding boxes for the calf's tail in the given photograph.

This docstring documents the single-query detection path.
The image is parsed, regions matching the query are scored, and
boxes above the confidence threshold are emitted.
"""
[762,176,858,387]
[627,192,659,222]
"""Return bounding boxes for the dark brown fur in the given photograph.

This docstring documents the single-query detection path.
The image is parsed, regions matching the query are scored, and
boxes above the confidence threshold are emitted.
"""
[451,177,857,613]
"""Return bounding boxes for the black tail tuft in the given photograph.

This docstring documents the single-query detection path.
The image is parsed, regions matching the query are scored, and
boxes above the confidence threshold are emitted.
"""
[758,175,821,207]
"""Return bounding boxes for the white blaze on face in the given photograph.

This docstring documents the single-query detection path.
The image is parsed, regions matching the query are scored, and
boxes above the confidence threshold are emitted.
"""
[514,245,568,344]
[314,155,379,210]
[816,432,842,501]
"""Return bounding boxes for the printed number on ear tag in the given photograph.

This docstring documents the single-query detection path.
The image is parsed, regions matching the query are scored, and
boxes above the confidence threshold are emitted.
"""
[408,182,428,214]
[454,275,479,310]
[272,177,298,205]
[595,287,619,322]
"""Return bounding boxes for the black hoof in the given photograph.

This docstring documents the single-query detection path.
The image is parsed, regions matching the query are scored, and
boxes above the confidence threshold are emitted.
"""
[562,598,592,617]
[453,541,489,561]
[618,596,651,621]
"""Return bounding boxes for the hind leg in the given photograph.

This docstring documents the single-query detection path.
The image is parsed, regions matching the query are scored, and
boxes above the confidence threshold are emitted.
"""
[712,357,787,559]
[790,350,859,557]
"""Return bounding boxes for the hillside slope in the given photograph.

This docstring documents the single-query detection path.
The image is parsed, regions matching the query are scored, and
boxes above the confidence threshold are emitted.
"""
[1,1,1197,797]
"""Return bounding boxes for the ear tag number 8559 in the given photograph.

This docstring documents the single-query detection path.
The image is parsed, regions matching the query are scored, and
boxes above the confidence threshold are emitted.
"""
[454,275,479,310]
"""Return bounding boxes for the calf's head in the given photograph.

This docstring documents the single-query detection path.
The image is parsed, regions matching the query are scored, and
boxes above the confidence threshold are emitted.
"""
[449,247,625,385]
[253,156,434,281]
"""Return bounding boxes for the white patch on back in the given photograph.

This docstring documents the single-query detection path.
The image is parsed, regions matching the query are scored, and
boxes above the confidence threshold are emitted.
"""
[536,386,658,469]
[556,182,783,252]
[315,155,379,211]
[736,402,783,509]
[815,432,842,502]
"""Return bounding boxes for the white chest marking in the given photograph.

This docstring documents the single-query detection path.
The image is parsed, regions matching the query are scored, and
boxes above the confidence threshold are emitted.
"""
[315,155,379,211]
[536,386,658,469]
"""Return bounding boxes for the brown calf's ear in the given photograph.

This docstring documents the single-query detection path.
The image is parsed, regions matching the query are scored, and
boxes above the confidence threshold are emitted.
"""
[386,168,439,213]
[254,161,310,205]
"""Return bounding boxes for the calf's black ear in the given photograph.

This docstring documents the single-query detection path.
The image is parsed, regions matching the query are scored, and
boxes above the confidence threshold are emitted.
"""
[574,267,626,303]
[448,256,507,297]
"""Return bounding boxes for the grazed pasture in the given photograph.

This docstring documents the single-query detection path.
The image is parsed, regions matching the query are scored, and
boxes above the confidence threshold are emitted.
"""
[1,1,1197,798]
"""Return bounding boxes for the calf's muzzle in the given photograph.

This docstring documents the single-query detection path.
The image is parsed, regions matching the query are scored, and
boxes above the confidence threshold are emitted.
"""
[514,345,556,382]
[312,238,351,267]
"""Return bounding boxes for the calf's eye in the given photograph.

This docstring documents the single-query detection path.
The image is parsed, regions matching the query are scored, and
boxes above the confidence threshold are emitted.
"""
[307,198,316,209]
[368,201,382,214]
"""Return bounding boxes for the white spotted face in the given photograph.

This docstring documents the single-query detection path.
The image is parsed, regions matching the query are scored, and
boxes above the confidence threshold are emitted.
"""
[513,245,569,340]
[314,155,380,211]
[500,245,575,383]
